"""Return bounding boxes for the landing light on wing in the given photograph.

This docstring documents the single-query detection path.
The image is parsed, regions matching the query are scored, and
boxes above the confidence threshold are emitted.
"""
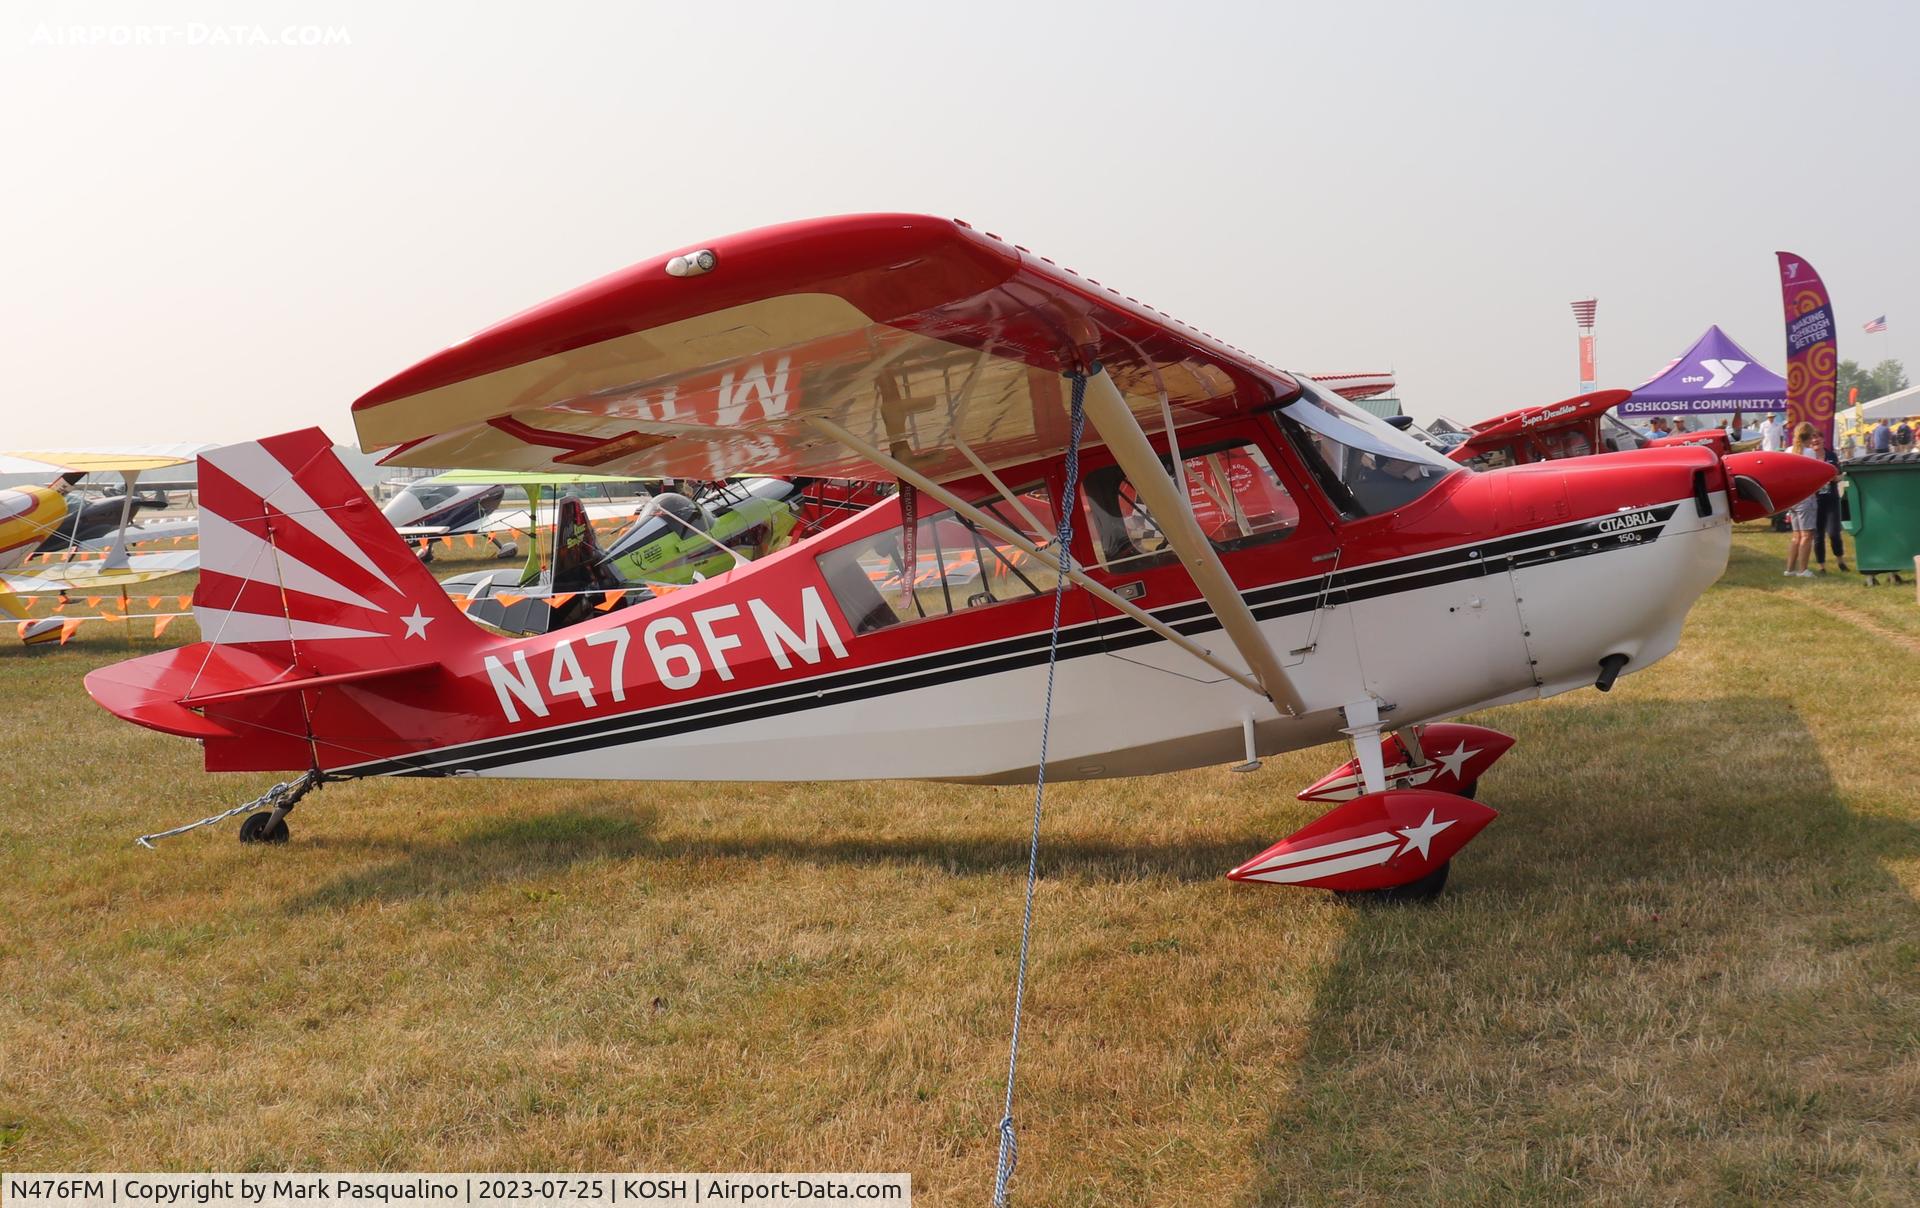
[665,249,717,278]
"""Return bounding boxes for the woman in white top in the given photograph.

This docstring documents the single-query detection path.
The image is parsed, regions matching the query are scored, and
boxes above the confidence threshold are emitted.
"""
[1783,422,1821,577]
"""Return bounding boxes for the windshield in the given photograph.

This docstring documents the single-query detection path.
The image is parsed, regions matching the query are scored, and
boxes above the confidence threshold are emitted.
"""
[1272,382,1461,516]
[1600,413,1646,453]
[605,493,708,560]
[407,483,459,509]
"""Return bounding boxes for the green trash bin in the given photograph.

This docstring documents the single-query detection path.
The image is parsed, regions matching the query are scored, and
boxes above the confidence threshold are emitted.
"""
[1839,452,1920,584]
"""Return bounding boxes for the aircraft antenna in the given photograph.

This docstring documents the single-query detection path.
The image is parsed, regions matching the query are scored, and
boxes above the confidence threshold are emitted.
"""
[993,367,1089,1208]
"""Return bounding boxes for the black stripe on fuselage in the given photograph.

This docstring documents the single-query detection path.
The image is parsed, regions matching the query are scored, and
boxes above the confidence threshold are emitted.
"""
[343,504,1683,777]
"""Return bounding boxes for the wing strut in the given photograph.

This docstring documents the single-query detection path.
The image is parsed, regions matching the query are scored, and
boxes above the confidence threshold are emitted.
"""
[802,415,1269,700]
[1078,365,1307,717]
[101,470,140,570]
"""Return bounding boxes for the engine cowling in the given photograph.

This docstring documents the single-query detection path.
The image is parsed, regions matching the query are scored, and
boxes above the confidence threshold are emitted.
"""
[1722,450,1834,522]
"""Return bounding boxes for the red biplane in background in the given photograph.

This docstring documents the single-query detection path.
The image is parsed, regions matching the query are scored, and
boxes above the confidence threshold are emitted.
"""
[1450,389,1732,472]
[86,214,1831,898]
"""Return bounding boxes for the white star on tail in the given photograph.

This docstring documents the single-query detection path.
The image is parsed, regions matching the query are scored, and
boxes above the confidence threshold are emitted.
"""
[1433,741,1480,781]
[400,605,434,640]
[1394,809,1455,861]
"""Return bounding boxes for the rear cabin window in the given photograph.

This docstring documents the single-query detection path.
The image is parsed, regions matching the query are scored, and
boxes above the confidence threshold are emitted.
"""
[1542,427,1593,460]
[1082,441,1299,571]
[816,483,1063,636]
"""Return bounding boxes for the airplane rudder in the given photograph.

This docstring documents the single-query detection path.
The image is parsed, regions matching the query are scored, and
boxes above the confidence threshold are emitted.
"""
[196,429,480,654]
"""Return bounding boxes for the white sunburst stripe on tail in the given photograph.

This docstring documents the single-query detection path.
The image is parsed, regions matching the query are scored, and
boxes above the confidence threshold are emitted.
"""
[197,509,382,613]
[201,441,399,596]
[193,606,388,645]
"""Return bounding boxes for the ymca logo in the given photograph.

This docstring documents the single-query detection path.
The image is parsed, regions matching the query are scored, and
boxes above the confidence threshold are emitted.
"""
[1699,358,1747,389]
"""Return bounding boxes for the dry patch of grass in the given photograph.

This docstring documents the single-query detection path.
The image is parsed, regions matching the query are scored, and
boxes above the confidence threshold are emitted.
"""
[2,526,1917,1203]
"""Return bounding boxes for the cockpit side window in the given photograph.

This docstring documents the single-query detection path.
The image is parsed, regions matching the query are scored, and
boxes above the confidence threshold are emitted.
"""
[1081,440,1300,571]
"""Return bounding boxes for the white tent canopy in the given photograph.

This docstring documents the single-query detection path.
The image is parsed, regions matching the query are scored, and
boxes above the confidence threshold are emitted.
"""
[1860,382,1920,422]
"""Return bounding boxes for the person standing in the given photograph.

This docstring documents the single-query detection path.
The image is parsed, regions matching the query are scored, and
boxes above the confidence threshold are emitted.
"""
[1810,431,1849,574]
[1784,422,1821,577]
[1761,413,1786,451]
[1870,418,1894,454]
[1896,420,1914,453]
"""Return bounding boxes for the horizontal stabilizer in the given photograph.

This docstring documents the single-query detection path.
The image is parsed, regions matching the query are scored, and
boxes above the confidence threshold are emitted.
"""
[179,659,439,707]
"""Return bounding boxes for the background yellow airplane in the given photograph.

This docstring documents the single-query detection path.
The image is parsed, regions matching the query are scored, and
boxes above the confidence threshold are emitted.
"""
[0,451,200,642]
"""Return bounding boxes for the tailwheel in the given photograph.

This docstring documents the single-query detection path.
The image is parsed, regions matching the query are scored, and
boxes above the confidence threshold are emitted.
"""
[238,812,290,844]
[1454,779,1479,799]
[1335,859,1450,905]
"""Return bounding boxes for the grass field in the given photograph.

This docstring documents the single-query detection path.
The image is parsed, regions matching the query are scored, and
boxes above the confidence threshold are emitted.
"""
[2,527,1917,1204]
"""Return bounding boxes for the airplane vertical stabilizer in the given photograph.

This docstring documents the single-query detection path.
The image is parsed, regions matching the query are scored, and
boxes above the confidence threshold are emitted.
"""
[193,428,482,673]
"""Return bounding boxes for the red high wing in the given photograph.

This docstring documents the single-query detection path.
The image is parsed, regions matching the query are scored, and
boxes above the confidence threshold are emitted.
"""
[1228,789,1498,891]
[350,214,1303,484]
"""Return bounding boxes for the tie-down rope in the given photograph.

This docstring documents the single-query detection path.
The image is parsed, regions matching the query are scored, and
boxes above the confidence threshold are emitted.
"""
[135,769,321,849]
[993,367,1090,1207]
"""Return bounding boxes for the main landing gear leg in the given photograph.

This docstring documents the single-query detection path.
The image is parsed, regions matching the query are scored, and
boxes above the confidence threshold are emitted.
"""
[1340,698,1389,796]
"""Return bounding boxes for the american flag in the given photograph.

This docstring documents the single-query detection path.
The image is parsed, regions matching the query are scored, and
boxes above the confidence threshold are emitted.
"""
[1863,315,1888,333]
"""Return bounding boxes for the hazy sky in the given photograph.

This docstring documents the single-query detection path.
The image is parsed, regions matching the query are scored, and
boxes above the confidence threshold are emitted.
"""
[5,0,1916,451]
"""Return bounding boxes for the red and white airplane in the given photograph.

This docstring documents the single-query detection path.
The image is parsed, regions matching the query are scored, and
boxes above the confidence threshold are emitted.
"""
[86,215,1832,897]
[1450,389,1733,471]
